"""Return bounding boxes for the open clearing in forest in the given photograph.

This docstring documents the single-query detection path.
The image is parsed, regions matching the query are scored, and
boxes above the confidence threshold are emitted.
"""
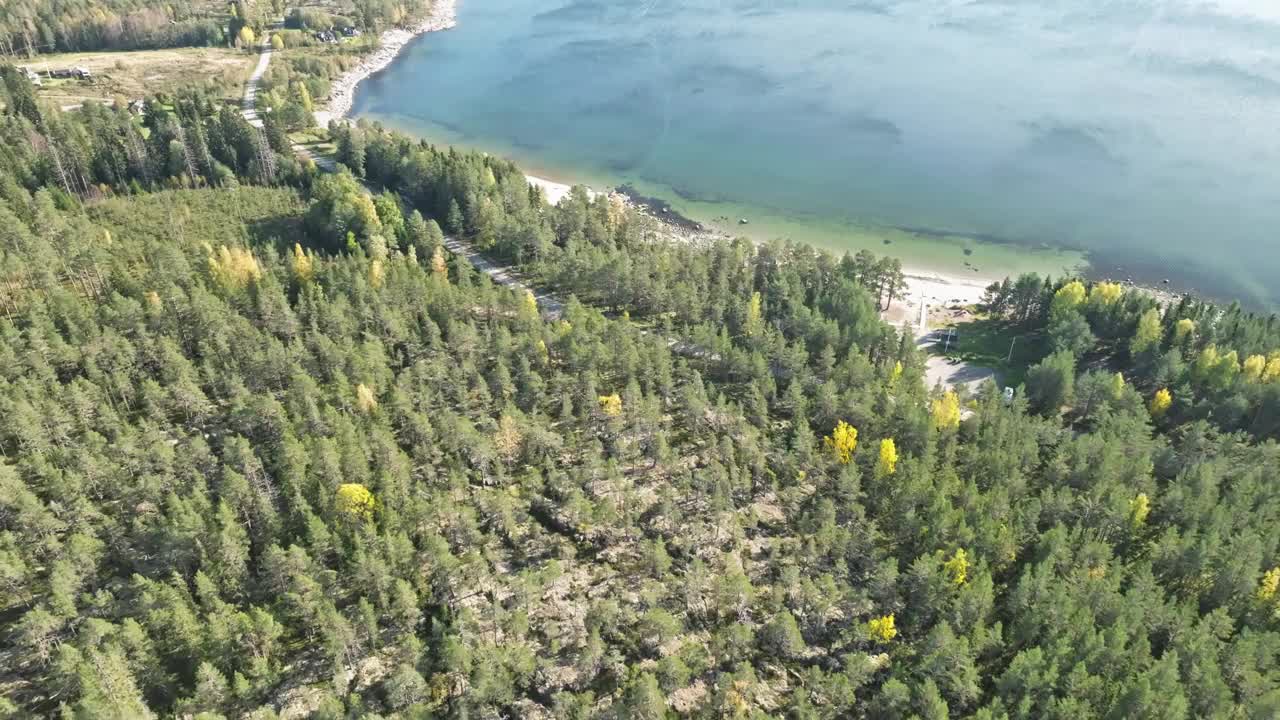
[927,318,1050,390]
[31,47,256,106]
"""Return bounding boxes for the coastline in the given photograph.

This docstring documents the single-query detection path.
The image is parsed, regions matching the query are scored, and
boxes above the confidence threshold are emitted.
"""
[326,3,1211,312]
[536,171,998,316]
[521,171,996,315]
[321,0,997,317]
[526,174,589,206]
[315,0,583,211]
[316,0,458,127]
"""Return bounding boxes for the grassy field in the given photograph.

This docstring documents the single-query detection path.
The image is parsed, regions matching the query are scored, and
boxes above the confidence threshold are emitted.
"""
[30,47,257,107]
[938,317,1050,388]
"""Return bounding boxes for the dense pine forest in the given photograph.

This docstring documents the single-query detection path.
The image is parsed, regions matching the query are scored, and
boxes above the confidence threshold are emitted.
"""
[1,64,1280,719]
[0,0,432,56]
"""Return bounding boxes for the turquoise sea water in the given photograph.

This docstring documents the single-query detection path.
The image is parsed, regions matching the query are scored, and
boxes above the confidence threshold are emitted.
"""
[353,0,1280,306]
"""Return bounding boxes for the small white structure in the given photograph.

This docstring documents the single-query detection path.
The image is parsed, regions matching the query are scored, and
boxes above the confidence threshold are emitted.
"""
[1003,387,1015,404]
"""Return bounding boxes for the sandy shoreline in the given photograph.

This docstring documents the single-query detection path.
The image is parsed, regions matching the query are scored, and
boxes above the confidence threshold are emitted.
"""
[550,175,993,319]
[317,0,458,126]
[906,271,991,306]
[528,173,992,315]
[526,174,593,206]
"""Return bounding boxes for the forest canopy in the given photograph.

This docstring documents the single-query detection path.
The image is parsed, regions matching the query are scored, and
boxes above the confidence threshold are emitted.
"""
[0,0,434,55]
[0,65,1279,719]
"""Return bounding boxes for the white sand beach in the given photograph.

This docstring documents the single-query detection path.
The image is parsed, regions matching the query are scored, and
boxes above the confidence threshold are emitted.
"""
[526,174,601,205]
[906,271,992,309]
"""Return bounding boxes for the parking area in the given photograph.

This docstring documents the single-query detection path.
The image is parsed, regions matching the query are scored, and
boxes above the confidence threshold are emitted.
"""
[919,330,998,393]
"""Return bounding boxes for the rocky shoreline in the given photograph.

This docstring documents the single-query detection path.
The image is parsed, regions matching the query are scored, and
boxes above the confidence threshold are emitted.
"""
[318,0,458,124]
[614,183,707,233]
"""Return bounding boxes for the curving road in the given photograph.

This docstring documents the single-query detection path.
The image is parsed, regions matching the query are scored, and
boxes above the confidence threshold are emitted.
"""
[237,29,568,321]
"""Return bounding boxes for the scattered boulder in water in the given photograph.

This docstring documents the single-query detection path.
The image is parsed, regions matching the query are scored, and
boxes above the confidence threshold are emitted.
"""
[738,218,749,225]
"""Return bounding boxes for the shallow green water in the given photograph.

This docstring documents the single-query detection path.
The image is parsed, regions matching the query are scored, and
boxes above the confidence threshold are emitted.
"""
[353,0,1280,304]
